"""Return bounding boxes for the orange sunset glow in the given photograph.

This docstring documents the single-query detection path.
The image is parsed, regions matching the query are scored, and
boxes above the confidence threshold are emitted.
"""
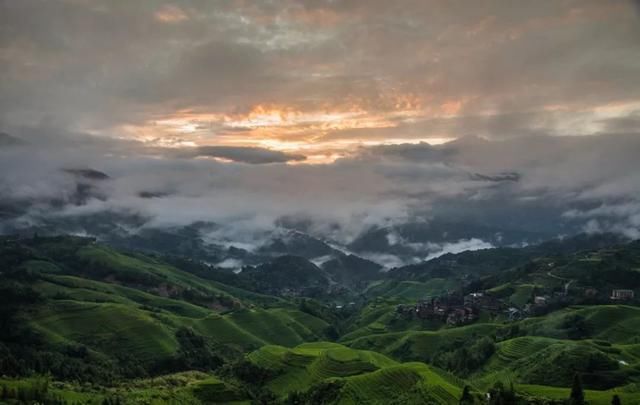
[2,2,640,401]
[3,1,638,165]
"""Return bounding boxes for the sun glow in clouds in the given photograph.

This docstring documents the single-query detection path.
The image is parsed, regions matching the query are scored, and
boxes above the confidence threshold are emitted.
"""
[115,100,457,162]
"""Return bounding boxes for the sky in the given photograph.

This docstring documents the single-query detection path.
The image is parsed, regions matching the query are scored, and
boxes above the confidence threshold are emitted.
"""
[1,0,640,250]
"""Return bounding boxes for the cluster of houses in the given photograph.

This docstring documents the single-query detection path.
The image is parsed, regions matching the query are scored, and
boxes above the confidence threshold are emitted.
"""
[396,292,502,326]
[395,287,637,327]
[394,290,558,325]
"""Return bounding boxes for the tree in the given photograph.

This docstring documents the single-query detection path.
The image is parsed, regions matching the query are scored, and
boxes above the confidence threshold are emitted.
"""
[459,385,474,404]
[611,394,622,405]
[569,374,585,405]
[564,314,591,340]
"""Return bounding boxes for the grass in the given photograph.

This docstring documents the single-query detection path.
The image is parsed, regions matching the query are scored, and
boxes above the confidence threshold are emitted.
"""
[37,274,211,318]
[340,300,444,342]
[472,335,640,390]
[0,376,101,404]
[31,300,179,363]
[1,371,250,404]
[71,245,283,306]
[365,279,460,301]
[343,323,501,362]
[191,376,245,403]
[246,342,462,401]
[509,284,538,307]
[518,384,640,404]
[31,300,331,363]
[519,305,640,343]
[19,242,332,365]
[8,236,640,403]
[487,336,561,370]
[339,363,462,404]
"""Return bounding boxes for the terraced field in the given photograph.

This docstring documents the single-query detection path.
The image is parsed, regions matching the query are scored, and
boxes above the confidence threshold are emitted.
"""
[472,334,640,391]
[31,299,331,364]
[344,323,501,362]
[5,235,640,403]
[340,363,462,404]
[519,305,640,343]
[486,336,562,371]
[509,284,538,307]
[36,274,212,317]
[0,372,249,404]
[190,376,245,403]
[365,279,460,301]
[74,245,279,305]
[31,300,179,363]
[518,384,640,404]
[246,343,463,401]
[14,240,334,367]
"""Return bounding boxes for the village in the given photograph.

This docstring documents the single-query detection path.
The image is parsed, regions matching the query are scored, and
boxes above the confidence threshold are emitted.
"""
[395,288,636,327]
[395,292,502,326]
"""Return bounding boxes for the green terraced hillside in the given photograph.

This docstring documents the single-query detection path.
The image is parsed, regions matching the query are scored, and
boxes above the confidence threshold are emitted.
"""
[473,336,640,390]
[246,342,464,403]
[3,235,640,403]
[0,237,333,384]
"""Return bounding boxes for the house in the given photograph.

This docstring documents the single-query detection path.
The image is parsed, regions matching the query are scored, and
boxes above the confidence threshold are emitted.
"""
[446,307,477,326]
[415,299,436,319]
[464,292,484,305]
[506,307,525,322]
[464,292,502,312]
[395,304,414,318]
[584,288,598,298]
[611,289,635,300]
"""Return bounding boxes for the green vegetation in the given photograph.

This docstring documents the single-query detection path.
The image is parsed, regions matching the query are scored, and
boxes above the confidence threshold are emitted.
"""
[0,236,331,393]
[365,279,460,301]
[2,234,640,403]
[245,342,463,403]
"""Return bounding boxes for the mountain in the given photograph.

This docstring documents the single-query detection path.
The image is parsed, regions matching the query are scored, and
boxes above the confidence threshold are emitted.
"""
[0,236,332,377]
[1,233,640,404]
[389,232,631,282]
[321,253,383,289]
[348,219,550,265]
[240,255,333,297]
[257,230,338,259]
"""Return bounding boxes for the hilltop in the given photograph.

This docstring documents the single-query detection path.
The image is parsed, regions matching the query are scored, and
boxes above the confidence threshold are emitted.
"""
[1,234,640,403]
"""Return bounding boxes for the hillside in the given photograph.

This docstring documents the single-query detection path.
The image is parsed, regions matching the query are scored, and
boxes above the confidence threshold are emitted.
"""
[2,234,640,404]
[0,237,333,385]
[246,342,464,404]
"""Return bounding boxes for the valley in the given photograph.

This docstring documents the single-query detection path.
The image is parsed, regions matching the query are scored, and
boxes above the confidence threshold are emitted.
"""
[1,233,639,404]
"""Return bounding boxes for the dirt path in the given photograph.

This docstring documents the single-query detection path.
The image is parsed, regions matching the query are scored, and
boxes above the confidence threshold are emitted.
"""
[547,271,575,294]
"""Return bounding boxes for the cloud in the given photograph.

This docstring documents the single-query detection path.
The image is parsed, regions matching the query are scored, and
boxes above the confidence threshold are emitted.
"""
[1,0,639,148]
[0,132,25,146]
[1,1,640,249]
[2,129,639,249]
[191,146,306,164]
[469,172,521,183]
[425,238,495,261]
